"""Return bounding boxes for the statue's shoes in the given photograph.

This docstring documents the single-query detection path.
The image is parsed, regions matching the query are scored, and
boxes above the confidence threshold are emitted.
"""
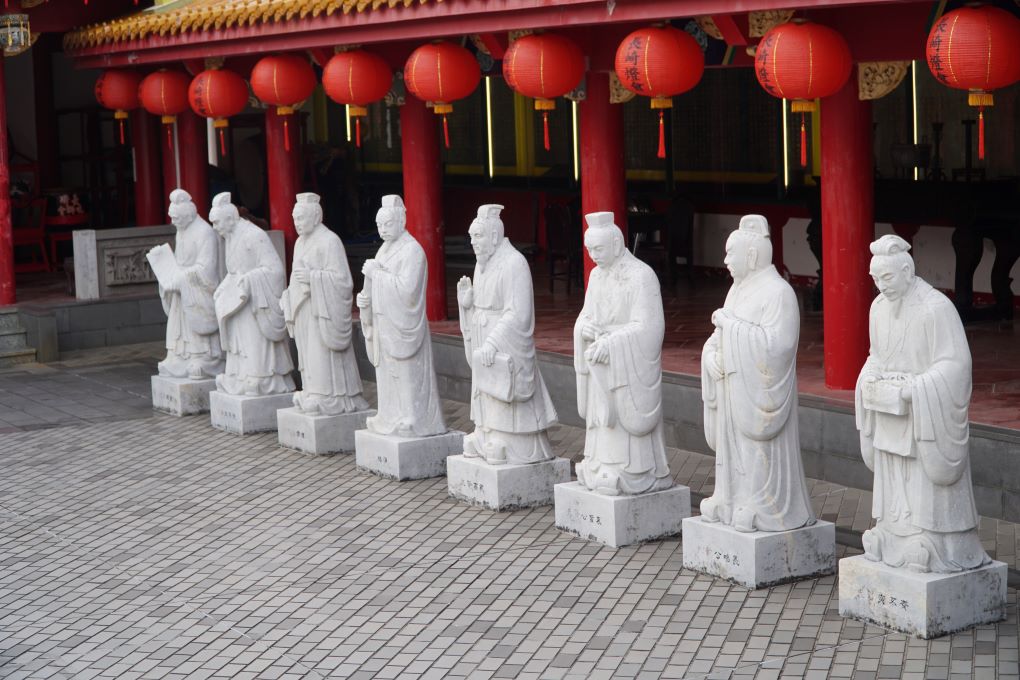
[861,529,883,562]
[732,507,757,533]
[462,433,482,458]
[699,497,722,523]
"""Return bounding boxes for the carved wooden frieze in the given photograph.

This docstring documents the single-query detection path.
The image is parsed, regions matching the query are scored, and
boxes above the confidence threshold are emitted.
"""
[858,61,910,101]
[748,10,796,38]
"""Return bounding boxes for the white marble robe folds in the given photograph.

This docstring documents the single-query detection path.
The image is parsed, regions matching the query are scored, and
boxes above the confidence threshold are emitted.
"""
[460,238,557,464]
[282,226,368,415]
[158,218,223,379]
[856,278,988,573]
[573,250,672,494]
[214,219,295,396]
[361,231,445,437]
[701,264,815,531]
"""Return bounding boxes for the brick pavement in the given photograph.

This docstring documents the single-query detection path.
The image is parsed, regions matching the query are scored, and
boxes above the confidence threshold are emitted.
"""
[0,343,1018,679]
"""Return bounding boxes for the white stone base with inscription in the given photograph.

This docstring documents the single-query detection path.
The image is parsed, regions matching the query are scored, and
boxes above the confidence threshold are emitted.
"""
[838,555,1007,638]
[151,376,217,416]
[209,391,295,435]
[682,517,836,589]
[355,429,465,481]
[277,407,374,455]
[554,481,691,548]
[447,455,571,511]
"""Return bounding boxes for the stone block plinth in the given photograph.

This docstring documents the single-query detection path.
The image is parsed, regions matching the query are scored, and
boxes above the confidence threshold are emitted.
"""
[151,376,216,416]
[682,517,836,589]
[838,555,1007,638]
[277,407,374,455]
[447,455,571,511]
[209,391,294,435]
[355,429,465,481]
[554,481,690,548]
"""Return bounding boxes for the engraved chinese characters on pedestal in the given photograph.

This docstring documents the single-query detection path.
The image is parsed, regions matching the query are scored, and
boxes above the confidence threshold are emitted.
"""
[699,215,815,533]
[281,193,369,416]
[149,189,224,380]
[457,204,558,464]
[210,192,295,396]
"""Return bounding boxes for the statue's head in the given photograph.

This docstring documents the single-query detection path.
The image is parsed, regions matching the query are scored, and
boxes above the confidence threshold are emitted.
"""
[376,194,406,242]
[469,204,505,264]
[293,193,322,237]
[869,234,916,302]
[724,214,773,283]
[209,192,239,237]
[583,212,625,270]
[167,189,197,230]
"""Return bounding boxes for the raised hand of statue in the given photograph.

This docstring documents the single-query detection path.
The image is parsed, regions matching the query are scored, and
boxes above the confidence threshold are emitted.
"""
[362,259,386,278]
[711,308,734,329]
[457,276,473,309]
[585,338,610,364]
[705,348,724,381]
[293,269,310,285]
[479,340,497,367]
[356,291,370,310]
[580,321,602,342]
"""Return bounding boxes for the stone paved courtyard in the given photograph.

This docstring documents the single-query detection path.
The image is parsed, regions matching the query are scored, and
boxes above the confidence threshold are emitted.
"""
[1,343,1018,679]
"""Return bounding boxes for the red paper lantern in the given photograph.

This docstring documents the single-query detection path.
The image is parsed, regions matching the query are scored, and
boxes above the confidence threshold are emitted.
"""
[250,54,317,152]
[322,50,393,148]
[405,41,481,148]
[95,69,142,145]
[139,70,191,150]
[926,5,1020,160]
[503,33,585,152]
[755,20,851,167]
[615,26,704,159]
[189,68,249,157]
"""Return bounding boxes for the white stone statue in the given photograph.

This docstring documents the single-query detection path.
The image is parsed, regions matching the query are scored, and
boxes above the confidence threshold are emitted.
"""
[155,189,224,379]
[856,234,989,573]
[573,212,672,495]
[209,192,295,396]
[699,215,815,532]
[457,204,558,464]
[356,195,446,437]
[281,193,369,415]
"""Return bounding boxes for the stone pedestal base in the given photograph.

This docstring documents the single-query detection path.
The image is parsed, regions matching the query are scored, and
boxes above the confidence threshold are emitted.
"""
[355,430,465,481]
[209,391,294,435]
[682,517,836,589]
[151,376,216,416]
[554,482,691,548]
[277,407,374,455]
[447,455,571,511]
[838,555,1007,638]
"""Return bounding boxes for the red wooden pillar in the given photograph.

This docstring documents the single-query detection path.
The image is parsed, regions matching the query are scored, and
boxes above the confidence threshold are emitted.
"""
[265,108,300,265]
[579,71,627,283]
[131,110,164,226]
[0,55,13,305]
[820,69,873,389]
[400,94,447,321]
[178,110,209,219]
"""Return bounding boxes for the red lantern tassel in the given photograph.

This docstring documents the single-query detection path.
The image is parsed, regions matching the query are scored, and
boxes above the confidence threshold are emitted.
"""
[800,114,808,168]
[356,118,362,148]
[219,129,227,157]
[657,111,666,160]
[283,117,291,152]
[978,108,985,161]
[119,120,126,146]
[543,111,550,152]
[166,124,173,150]
[443,115,450,149]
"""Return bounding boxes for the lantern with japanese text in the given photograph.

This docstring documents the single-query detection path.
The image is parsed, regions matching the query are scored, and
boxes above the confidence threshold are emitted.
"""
[926,5,1020,160]
[503,33,585,151]
[189,68,249,157]
[322,50,393,148]
[250,54,317,152]
[404,41,481,148]
[95,69,142,145]
[755,20,851,167]
[615,25,704,158]
[139,70,191,149]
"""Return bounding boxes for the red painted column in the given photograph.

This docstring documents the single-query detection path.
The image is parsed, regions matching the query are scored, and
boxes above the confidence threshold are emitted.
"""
[400,94,447,321]
[820,69,873,389]
[0,55,14,305]
[178,110,209,218]
[265,108,300,266]
[579,71,627,283]
[131,110,164,226]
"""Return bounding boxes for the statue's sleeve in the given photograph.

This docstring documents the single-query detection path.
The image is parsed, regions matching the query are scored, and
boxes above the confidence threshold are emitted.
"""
[177,228,220,336]
[372,243,428,360]
[310,237,355,352]
[701,329,721,451]
[573,272,597,418]
[855,298,882,471]
[484,255,539,401]
[244,233,288,343]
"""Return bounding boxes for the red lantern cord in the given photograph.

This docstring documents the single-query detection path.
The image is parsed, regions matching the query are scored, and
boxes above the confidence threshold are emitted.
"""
[283,117,291,152]
[356,118,362,148]
[542,111,551,152]
[978,109,985,161]
[657,111,666,160]
[118,120,126,146]
[443,115,450,149]
[800,114,808,168]
[219,129,227,157]
[166,124,173,150]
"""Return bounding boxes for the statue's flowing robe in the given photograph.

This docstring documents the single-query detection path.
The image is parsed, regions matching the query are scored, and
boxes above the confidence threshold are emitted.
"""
[282,226,368,415]
[573,251,672,494]
[158,217,222,378]
[459,238,557,463]
[701,265,814,531]
[361,231,445,437]
[855,278,988,572]
[214,219,295,396]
